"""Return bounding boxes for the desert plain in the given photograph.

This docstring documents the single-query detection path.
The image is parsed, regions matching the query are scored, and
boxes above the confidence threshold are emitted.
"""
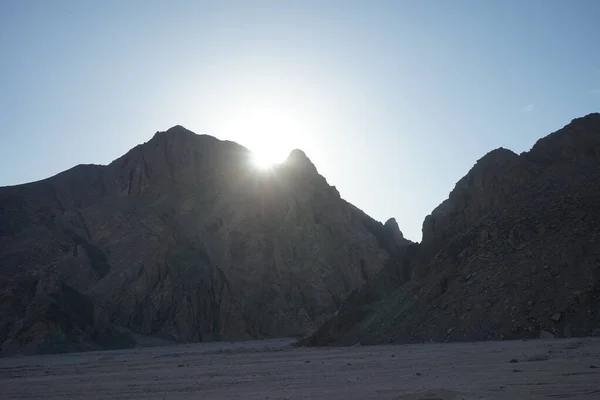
[2,337,600,399]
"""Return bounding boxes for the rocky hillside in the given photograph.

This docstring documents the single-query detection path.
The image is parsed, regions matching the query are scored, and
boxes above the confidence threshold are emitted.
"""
[302,113,600,346]
[0,126,404,356]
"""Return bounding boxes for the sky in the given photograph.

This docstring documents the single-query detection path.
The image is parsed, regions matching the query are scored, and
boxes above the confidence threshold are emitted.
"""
[1,0,599,242]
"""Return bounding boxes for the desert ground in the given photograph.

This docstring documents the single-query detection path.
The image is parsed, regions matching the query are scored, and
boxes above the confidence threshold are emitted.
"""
[2,337,600,399]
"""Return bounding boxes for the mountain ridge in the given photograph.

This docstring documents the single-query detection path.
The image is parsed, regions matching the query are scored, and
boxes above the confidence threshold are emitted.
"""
[301,112,600,346]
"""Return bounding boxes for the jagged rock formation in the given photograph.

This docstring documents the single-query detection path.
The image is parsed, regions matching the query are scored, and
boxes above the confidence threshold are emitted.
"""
[302,113,600,346]
[0,126,403,356]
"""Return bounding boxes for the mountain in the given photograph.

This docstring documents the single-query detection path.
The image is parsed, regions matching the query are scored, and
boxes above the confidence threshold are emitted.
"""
[5,113,600,356]
[0,126,404,356]
[302,113,600,346]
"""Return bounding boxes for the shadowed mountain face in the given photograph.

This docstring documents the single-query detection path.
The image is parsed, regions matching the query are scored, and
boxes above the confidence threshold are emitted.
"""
[0,126,406,356]
[302,113,600,346]
[4,114,600,355]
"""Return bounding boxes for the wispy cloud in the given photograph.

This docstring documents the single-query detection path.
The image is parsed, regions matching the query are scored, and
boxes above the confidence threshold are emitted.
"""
[521,103,535,113]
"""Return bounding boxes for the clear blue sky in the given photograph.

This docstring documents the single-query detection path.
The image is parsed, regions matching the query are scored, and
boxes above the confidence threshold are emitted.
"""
[1,1,599,241]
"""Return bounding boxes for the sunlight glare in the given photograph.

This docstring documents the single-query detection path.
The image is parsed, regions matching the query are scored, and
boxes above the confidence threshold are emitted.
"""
[220,106,305,170]
[251,148,282,170]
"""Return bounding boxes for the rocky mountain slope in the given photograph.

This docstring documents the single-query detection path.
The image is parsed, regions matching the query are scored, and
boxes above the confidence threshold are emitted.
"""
[0,126,404,356]
[302,113,600,346]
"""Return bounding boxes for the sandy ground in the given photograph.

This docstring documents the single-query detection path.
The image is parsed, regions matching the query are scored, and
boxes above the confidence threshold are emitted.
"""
[2,337,600,399]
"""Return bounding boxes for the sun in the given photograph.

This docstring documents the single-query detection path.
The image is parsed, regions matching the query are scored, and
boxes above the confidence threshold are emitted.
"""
[218,106,304,170]
[250,148,283,170]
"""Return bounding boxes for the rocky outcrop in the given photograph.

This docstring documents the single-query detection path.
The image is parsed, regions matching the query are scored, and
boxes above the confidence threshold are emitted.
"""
[302,113,600,346]
[0,125,399,355]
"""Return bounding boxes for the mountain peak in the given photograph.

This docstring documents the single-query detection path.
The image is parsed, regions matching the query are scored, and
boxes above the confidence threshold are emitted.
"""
[384,217,406,243]
[152,125,197,140]
[284,149,318,173]
[287,148,310,161]
[166,124,188,132]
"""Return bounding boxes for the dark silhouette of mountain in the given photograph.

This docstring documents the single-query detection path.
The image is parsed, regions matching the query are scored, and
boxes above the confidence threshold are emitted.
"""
[4,114,600,356]
[0,126,405,355]
[302,113,600,346]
